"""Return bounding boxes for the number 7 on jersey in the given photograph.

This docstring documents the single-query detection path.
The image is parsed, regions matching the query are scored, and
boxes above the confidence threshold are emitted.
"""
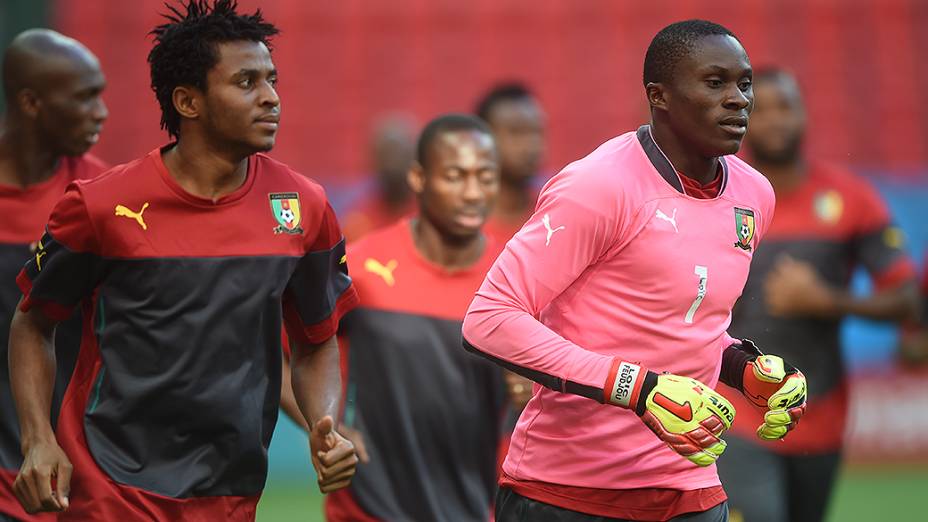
[684,265,708,324]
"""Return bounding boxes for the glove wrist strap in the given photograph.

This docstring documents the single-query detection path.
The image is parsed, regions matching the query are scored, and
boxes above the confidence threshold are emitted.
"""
[603,358,657,415]
[719,339,762,392]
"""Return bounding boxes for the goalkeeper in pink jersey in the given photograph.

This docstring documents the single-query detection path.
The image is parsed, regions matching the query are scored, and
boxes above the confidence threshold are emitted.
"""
[463,20,807,522]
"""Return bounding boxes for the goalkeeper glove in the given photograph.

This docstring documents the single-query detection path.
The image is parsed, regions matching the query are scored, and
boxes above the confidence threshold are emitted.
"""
[605,361,735,467]
[721,339,807,441]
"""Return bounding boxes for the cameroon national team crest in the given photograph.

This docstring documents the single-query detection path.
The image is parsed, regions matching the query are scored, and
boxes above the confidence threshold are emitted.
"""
[269,192,303,235]
[733,207,755,251]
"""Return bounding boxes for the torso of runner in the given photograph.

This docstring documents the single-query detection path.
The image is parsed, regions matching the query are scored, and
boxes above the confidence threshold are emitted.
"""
[15,148,358,521]
[463,126,775,520]
[326,219,507,522]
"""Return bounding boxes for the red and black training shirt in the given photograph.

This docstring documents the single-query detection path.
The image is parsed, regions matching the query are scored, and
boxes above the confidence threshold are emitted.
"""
[16,147,358,521]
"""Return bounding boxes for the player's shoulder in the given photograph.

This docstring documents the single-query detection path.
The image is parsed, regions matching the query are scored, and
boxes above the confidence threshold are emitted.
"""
[809,162,882,203]
[70,150,155,198]
[347,219,409,260]
[253,153,328,204]
[724,155,775,204]
[540,130,641,203]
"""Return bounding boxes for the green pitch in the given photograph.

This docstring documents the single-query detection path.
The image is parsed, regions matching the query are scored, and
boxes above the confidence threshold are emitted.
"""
[255,466,928,522]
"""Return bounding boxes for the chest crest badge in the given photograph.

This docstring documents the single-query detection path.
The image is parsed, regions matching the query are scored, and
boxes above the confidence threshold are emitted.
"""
[269,193,303,235]
[733,207,755,251]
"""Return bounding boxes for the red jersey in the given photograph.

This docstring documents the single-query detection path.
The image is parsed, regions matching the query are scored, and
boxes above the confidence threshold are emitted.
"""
[16,148,358,521]
[0,154,108,521]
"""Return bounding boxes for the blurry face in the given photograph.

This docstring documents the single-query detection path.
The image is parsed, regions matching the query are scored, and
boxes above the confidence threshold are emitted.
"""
[414,130,500,240]
[201,40,280,153]
[34,57,107,156]
[486,98,545,183]
[660,34,754,157]
[745,77,806,165]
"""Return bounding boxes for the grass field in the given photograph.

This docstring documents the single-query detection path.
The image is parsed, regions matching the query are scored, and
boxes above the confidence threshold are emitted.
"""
[255,465,928,521]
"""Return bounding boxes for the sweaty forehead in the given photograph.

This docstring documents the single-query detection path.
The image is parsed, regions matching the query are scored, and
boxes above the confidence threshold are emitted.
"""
[212,40,274,75]
[679,34,751,76]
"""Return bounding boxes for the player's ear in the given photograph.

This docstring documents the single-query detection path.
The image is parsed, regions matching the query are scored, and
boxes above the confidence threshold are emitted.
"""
[407,162,425,195]
[646,82,669,112]
[172,85,201,121]
[16,88,40,119]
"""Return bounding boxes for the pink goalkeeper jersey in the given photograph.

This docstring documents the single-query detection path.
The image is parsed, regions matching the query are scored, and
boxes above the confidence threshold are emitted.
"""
[463,125,775,492]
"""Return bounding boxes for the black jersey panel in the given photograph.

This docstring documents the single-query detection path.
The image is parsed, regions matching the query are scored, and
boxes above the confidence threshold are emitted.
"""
[84,255,298,498]
[344,308,506,522]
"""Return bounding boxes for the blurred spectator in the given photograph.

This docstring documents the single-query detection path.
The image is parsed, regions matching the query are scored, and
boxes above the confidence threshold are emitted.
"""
[475,82,546,241]
[341,113,416,242]
[717,68,920,522]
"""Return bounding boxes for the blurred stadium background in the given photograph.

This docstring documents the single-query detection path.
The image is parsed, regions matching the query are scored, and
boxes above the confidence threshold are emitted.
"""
[3,1,926,520]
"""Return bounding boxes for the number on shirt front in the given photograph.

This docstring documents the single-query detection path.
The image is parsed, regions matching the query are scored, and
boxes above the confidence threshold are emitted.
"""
[684,265,708,324]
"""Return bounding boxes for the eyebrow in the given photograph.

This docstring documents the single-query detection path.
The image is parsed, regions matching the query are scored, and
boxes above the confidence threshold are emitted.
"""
[232,67,277,78]
[700,64,753,76]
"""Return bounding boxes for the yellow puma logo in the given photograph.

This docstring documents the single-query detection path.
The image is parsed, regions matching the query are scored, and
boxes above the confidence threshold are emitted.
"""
[364,258,397,286]
[115,202,149,230]
[34,239,47,271]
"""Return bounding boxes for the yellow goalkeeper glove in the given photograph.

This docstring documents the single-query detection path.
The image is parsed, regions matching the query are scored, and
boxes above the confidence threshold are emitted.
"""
[723,340,808,441]
[605,361,735,467]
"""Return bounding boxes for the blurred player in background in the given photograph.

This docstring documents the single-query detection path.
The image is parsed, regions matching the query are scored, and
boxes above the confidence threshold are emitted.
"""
[464,20,808,521]
[326,114,508,521]
[899,259,928,364]
[0,29,108,522]
[7,1,358,520]
[341,113,417,242]
[717,68,920,522]
[475,83,546,242]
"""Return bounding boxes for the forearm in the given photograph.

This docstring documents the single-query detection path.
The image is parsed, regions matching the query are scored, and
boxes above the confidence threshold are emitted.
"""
[462,293,616,403]
[828,282,920,322]
[290,335,341,428]
[8,305,58,449]
[280,357,309,431]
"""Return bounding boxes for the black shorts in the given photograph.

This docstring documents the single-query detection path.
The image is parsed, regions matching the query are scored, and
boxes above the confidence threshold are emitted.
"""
[496,487,729,522]
[716,434,841,522]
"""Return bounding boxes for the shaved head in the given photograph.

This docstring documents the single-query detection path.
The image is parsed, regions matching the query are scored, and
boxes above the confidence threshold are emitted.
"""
[3,29,101,104]
[1,29,107,156]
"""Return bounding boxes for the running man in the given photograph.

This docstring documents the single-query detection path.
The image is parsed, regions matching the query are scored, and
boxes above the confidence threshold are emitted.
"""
[7,2,358,520]
[463,20,807,521]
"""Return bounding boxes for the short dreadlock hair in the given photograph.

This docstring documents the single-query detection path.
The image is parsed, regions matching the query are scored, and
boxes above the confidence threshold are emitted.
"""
[643,20,739,86]
[148,0,279,138]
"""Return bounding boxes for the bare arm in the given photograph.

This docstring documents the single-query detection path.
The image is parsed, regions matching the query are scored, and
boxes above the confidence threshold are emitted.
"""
[279,355,308,431]
[290,335,357,493]
[8,302,72,513]
[290,335,341,427]
[765,255,920,323]
[9,304,57,447]
[826,282,920,322]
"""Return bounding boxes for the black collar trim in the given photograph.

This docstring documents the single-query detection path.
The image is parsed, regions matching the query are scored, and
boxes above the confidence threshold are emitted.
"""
[635,125,729,197]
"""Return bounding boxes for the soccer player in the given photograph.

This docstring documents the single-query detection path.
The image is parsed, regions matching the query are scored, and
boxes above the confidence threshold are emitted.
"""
[475,83,546,242]
[341,114,417,242]
[7,2,358,520]
[0,29,108,522]
[716,68,920,522]
[463,20,808,521]
[325,114,507,521]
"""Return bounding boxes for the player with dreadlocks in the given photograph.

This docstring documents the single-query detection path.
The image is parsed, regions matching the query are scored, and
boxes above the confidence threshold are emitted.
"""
[7,1,358,520]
